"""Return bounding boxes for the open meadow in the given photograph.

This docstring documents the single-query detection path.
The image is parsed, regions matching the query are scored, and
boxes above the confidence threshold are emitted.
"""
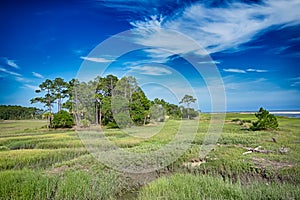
[0,114,299,199]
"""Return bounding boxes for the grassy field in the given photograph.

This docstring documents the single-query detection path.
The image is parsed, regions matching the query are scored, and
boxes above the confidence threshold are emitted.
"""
[0,114,299,199]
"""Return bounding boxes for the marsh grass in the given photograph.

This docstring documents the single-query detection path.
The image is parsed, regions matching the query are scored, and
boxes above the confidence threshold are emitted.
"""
[138,173,300,200]
[0,120,47,135]
[0,169,123,200]
[0,131,81,149]
[0,115,299,199]
[0,148,87,170]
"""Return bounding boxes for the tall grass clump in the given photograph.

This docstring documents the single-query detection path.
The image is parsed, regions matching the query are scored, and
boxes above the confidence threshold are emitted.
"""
[138,173,300,200]
[138,173,243,199]
[0,169,124,200]
[0,170,58,200]
[55,170,123,200]
[0,148,87,170]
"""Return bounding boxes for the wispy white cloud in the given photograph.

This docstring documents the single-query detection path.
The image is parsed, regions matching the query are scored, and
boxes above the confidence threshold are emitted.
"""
[24,84,39,91]
[289,77,300,81]
[15,77,32,83]
[0,67,21,76]
[288,77,300,87]
[98,0,186,17]
[246,68,268,72]
[198,60,221,65]
[129,65,172,76]
[130,16,207,60]
[7,59,19,69]
[223,76,268,90]
[80,56,114,63]
[0,57,19,69]
[223,68,246,74]
[129,0,300,55]
[32,72,44,79]
[291,82,300,87]
[284,52,300,57]
[290,36,300,42]
[223,68,268,73]
[270,46,290,55]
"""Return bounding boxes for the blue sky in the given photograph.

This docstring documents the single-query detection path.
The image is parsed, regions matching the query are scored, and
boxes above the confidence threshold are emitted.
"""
[0,0,299,112]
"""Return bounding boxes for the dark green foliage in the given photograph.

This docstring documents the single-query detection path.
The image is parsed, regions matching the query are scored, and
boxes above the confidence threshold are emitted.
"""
[30,74,197,128]
[250,107,278,131]
[52,78,69,112]
[73,75,152,127]
[150,104,165,122]
[52,110,74,128]
[166,103,182,119]
[181,107,199,119]
[80,119,90,128]
[62,78,80,113]
[129,89,150,125]
[106,122,119,129]
[152,98,182,119]
[0,105,43,120]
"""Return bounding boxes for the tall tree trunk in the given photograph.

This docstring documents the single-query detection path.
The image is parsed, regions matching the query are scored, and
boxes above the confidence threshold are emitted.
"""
[95,101,98,125]
[58,98,61,112]
[48,97,52,114]
[99,106,102,127]
[187,103,190,120]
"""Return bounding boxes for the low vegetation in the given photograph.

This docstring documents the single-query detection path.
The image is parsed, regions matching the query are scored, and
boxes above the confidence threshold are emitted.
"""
[0,112,299,199]
[139,173,300,200]
[250,107,278,131]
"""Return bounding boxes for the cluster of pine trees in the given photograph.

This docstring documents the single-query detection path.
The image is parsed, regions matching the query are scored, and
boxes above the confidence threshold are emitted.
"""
[30,74,199,128]
[0,105,43,120]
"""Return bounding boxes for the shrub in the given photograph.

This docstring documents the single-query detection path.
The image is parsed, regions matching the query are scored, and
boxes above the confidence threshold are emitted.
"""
[51,110,74,128]
[250,107,278,131]
[106,122,119,129]
[80,119,91,128]
[0,146,9,151]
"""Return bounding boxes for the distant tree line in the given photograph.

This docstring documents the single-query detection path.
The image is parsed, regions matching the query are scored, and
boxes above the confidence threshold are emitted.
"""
[29,74,199,128]
[0,105,43,120]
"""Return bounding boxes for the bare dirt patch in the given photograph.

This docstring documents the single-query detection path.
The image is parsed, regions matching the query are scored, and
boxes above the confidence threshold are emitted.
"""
[183,158,206,168]
[251,157,294,170]
[49,165,69,174]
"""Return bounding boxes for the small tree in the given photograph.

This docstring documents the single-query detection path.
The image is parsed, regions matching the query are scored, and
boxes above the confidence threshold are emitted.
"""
[80,119,91,128]
[179,94,196,119]
[42,112,53,128]
[150,104,165,122]
[52,78,68,112]
[250,107,278,131]
[31,79,55,113]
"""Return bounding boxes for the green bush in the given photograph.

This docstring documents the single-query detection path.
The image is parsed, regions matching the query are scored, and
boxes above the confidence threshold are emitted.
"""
[52,110,74,128]
[106,122,119,129]
[80,119,91,128]
[250,107,278,131]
